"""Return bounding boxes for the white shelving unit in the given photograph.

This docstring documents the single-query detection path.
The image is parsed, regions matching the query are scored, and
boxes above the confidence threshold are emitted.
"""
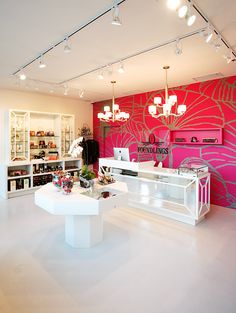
[0,109,79,199]
[0,158,82,199]
[7,109,75,162]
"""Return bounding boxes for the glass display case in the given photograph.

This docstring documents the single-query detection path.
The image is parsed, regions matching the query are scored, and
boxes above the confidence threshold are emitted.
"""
[177,163,208,177]
[61,115,74,157]
[10,110,30,161]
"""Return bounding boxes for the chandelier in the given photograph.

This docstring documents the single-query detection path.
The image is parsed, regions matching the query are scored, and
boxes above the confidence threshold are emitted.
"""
[148,66,186,118]
[97,81,130,122]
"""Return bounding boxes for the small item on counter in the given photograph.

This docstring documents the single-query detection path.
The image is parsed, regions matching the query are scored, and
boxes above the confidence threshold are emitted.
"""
[61,173,74,194]
[30,131,35,137]
[101,191,110,198]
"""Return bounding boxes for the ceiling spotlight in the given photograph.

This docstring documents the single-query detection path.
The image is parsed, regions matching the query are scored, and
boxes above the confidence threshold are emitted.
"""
[223,50,234,64]
[178,5,188,18]
[118,62,125,74]
[38,54,46,69]
[64,84,69,96]
[213,35,222,52]
[205,24,213,43]
[19,70,26,81]
[186,12,196,26]
[97,71,104,80]
[167,0,180,10]
[79,89,85,98]
[111,5,122,26]
[174,39,182,55]
[185,2,196,26]
[64,37,71,53]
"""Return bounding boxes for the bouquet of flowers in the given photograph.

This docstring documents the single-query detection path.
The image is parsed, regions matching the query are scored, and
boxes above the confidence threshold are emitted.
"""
[52,171,64,190]
[61,173,74,194]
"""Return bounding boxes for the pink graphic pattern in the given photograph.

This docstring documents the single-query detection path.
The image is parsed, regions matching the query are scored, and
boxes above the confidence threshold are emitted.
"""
[93,76,236,208]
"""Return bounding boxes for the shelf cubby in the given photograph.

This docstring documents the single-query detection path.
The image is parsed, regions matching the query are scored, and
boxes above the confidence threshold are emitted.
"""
[170,128,223,145]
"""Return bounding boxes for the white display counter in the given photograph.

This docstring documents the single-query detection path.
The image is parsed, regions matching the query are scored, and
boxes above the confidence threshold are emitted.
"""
[99,158,210,225]
[35,181,128,248]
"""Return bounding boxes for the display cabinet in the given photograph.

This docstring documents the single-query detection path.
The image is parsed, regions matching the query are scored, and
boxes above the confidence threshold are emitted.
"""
[29,111,61,160]
[99,158,210,225]
[8,110,75,162]
[0,158,82,199]
[9,110,30,161]
[61,115,75,157]
[1,109,80,199]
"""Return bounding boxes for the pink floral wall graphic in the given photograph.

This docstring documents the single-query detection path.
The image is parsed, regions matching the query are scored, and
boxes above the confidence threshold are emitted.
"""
[93,76,236,209]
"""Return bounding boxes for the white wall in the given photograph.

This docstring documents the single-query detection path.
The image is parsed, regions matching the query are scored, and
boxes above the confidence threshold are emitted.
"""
[0,88,93,163]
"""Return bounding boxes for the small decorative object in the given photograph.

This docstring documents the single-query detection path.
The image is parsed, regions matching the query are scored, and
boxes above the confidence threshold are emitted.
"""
[101,191,110,198]
[202,138,218,143]
[30,131,35,137]
[36,131,45,137]
[191,136,199,143]
[79,165,96,188]
[61,173,74,194]
[68,137,84,158]
[78,123,92,137]
[98,169,115,185]
[52,171,64,190]
[175,137,186,142]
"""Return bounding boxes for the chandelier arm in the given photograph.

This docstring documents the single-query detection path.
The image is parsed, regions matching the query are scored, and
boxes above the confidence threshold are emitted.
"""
[150,112,183,118]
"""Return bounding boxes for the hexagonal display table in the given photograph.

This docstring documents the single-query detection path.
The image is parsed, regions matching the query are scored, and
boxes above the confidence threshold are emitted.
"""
[34,181,128,248]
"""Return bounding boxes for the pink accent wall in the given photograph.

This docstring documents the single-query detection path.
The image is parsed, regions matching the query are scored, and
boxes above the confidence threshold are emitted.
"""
[93,76,236,208]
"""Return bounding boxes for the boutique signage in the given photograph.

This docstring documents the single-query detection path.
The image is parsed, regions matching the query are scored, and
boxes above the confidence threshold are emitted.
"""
[137,133,168,155]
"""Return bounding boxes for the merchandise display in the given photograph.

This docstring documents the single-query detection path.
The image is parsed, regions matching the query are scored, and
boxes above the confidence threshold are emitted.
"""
[177,163,208,177]
[99,158,211,225]
[8,110,75,162]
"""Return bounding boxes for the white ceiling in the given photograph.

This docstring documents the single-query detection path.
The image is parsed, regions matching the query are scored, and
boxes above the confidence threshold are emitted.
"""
[1,0,236,102]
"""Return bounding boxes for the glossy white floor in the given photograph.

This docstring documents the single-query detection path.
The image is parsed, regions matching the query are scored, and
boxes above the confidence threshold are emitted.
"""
[0,194,235,313]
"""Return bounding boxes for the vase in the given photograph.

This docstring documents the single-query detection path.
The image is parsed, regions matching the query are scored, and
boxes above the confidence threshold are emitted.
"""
[52,171,63,190]
[79,176,93,188]
[61,174,74,195]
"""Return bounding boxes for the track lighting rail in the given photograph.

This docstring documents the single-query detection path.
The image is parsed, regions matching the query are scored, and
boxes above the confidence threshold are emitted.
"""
[12,0,127,76]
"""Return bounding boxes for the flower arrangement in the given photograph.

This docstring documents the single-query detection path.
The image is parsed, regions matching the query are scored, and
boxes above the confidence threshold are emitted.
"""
[79,165,96,188]
[61,173,74,194]
[52,171,64,190]
[52,171,74,194]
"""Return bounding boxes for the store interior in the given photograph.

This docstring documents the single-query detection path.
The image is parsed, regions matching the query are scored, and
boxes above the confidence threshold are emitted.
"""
[0,1,236,312]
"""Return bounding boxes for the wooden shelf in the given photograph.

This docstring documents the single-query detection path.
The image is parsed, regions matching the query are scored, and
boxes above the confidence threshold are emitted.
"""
[170,128,223,145]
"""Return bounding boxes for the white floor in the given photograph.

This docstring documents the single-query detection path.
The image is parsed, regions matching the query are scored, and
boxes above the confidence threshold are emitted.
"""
[0,194,236,313]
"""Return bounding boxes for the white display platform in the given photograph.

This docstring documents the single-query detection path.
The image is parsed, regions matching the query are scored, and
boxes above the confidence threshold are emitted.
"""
[34,181,128,248]
[99,158,210,225]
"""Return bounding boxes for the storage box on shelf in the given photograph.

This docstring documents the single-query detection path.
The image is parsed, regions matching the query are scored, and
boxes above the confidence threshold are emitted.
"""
[169,128,223,145]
